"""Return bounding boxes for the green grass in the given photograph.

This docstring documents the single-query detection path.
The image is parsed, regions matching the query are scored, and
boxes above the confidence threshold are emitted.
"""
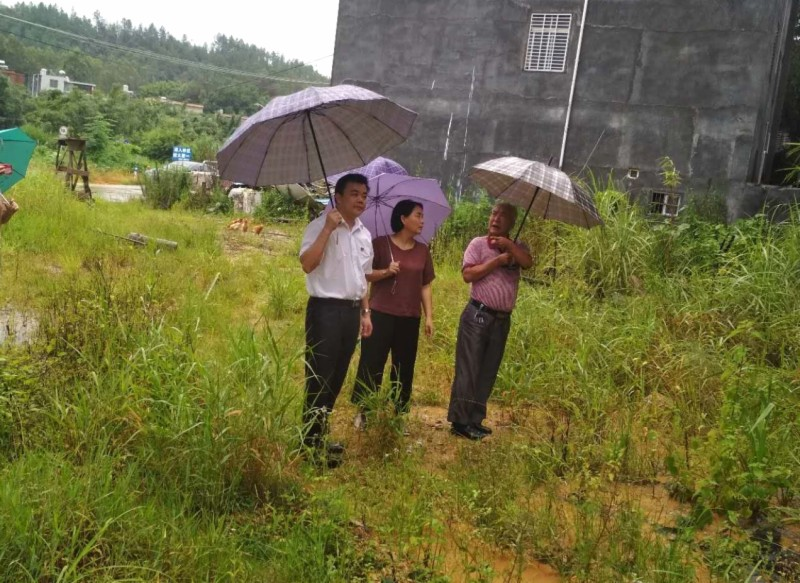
[1,165,799,581]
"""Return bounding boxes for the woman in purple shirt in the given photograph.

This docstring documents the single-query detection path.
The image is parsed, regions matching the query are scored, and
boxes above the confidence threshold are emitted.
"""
[352,199,435,427]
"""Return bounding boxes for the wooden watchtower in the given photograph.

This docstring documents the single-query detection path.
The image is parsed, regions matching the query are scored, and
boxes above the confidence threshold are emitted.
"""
[55,138,92,199]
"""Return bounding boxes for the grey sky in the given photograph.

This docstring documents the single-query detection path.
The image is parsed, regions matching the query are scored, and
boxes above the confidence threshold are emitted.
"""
[40,0,340,76]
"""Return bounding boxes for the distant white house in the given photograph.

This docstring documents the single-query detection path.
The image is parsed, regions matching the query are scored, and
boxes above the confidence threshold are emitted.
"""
[30,69,95,97]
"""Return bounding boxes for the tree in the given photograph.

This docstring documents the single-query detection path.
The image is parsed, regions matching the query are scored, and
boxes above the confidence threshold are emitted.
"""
[85,112,113,155]
[140,120,184,161]
[0,76,28,127]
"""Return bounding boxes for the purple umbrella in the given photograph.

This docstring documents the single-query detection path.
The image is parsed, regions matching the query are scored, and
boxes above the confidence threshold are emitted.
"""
[216,85,417,202]
[357,173,451,244]
[327,156,408,185]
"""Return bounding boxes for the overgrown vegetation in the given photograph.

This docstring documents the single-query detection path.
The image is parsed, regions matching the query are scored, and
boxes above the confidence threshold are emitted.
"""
[1,165,799,581]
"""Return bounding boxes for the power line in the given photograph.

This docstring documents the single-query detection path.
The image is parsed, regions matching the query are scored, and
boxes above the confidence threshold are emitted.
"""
[0,23,331,85]
[204,53,334,96]
[1,24,333,110]
[0,12,323,85]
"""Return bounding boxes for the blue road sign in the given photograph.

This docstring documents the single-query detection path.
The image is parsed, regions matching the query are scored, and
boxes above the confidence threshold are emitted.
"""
[172,146,192,161]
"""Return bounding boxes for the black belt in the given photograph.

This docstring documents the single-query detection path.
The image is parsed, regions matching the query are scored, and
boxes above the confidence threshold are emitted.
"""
[470,298,511,318]
[309,297,361,308]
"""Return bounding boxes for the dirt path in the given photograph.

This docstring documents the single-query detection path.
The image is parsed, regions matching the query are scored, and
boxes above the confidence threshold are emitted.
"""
[91,184,143,202]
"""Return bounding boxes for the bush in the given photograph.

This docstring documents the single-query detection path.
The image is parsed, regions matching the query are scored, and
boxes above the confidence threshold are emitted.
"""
[253,188,308,221]
[431,195,492,262]
[140,168,191,209]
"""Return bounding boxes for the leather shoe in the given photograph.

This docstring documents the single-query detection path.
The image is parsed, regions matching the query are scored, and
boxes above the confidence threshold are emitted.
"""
[326,442,345,455]
[451,423,484,441]
[473,423,493,435]
[303,445,343,469]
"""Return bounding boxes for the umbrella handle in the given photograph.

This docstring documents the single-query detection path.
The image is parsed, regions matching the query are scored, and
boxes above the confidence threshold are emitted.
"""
[513,185,539,242]
[307,112,334,206]
[512,156,554,242]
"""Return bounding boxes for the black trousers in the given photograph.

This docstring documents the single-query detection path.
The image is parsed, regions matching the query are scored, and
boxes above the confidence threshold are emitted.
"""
[447,301,511,426]
[352,310,421,414]
[303,297,361,445]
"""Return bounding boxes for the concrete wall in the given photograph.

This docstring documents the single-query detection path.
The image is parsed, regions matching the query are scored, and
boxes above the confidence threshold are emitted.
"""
[332,0,794,204]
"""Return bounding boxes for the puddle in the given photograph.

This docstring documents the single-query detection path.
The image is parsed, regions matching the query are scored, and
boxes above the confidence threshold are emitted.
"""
[442,522,561,582]
[489,555,560,582]
[0,307,38,345]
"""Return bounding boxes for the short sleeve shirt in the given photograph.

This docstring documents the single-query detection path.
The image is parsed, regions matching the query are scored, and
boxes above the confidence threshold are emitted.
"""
[300,215,373,300]
[463,236,525,312]
[369,235,435,318]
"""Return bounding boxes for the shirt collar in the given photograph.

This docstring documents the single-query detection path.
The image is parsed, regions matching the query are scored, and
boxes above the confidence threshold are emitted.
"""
[340,217,367,234]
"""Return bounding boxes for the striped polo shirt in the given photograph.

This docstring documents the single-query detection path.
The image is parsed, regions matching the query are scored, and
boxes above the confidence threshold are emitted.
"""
[463,236,525,313]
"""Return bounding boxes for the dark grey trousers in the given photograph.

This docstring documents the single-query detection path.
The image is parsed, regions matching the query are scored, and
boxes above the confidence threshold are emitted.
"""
[303,297,361,445]
[447,301,511,426]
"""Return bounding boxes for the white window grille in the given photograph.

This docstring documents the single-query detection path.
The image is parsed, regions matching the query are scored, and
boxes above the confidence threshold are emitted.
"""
[524,13,572,73]
[650,191,682,217]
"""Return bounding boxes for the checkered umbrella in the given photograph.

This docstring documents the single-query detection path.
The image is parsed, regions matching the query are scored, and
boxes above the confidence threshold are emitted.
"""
[470,156,603,230]
[216,85,417,202]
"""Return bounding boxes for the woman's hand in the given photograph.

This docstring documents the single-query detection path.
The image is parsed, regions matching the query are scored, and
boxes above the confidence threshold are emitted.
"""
[425,317,434,337]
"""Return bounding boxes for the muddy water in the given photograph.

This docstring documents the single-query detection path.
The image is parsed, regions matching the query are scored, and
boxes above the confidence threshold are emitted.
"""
[442,527,561,583]
[0,308,38,345]
[490,555,560,582]
[443,551,560,583]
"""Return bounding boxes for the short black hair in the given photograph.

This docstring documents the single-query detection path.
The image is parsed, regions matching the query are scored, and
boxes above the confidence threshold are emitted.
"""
[391,199,423,233]
[334,173,369,195]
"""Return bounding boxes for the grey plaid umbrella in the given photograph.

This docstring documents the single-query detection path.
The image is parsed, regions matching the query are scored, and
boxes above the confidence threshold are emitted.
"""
[217,85,417,201]
[470,156,603,232]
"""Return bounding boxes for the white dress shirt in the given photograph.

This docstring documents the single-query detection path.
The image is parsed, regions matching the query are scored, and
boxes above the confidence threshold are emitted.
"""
[300,215,374,300]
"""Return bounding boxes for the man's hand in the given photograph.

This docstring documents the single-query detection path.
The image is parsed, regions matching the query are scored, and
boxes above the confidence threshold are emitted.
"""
[360,313,373,338]
[387,261,400,276]
[488,236,513,252]
[0,164,12,176]
[496,252,512,266]
[425,317,434,338]
[324,209,343,232]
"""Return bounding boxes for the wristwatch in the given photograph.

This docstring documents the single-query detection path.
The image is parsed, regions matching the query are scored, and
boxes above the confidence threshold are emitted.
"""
[361,308,371,316]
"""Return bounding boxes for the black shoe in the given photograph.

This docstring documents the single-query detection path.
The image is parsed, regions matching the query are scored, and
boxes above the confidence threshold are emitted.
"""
[310,453,342,469]
[303,442,345,469]
[450,423,484,441]
[327,442,345,455]
[473,423,493,435]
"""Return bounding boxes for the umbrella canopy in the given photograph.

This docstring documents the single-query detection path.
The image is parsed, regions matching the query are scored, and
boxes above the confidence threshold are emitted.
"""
[327,156,408,185]
[0,128,36,193]
[216,85,417,195]
[470,156,602,229]
[358,173,451,244]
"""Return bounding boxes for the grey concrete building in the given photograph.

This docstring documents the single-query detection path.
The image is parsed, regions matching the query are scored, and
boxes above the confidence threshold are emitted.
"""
[332,0,798,217]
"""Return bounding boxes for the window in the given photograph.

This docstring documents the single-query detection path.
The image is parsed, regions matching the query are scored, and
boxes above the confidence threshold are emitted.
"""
[524,13,572,73]
[49,79,59,89]
[650,191,682,217]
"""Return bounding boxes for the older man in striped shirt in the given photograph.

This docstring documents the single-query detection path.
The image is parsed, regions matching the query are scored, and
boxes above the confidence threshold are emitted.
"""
[447,202,533,440]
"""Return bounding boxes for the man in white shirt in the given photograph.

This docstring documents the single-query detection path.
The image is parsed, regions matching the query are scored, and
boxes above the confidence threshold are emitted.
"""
[299,173,374,461]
